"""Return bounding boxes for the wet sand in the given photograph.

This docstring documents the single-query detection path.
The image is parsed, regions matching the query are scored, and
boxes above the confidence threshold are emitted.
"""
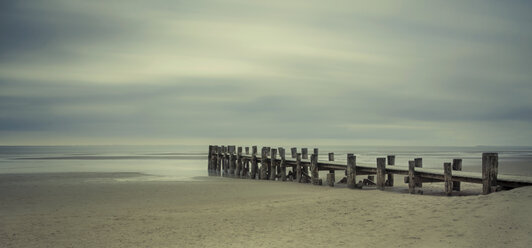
[1,172,531,247]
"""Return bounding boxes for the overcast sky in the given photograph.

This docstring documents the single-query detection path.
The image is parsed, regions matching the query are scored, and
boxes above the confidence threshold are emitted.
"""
[1,1,531,146]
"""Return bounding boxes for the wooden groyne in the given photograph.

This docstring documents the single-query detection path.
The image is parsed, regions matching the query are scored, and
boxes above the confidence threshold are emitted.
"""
[207,145,532,195]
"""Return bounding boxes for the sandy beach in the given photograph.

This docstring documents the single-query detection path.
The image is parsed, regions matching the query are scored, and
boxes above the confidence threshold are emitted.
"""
[1,172,531,248]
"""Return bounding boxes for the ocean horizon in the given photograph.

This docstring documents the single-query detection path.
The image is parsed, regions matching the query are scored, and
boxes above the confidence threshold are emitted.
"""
[1,145,531,179]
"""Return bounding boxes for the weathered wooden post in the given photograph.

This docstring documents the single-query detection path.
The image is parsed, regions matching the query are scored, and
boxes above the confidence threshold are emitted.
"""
[310,154,320,185]
[236,147,242,178]
[270,148,277,180]
[452,159,462,191]
[260,147,270,180]
[414,158,423,188]
[326,152,335,187]
[279,148,286,181]
[386,155,395,186]
[212,146,220,176]
[208,145,213,175]
[291,147,297,158]
[240,147,249,178]
[376,158,386,190]
[251,146,258,179]
[228,146,236,177]
[221,146,227,177]
[408,160,415,194]
[302,148,308,159]
[482,153,498,194]
[216,146,222,176]
[347,154,358,189]
[444,162,452,196]
[296,153,302,183]
[313,148,319,158]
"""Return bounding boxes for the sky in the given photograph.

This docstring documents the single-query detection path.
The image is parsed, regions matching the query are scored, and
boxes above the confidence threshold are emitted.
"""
[1,0,531,146]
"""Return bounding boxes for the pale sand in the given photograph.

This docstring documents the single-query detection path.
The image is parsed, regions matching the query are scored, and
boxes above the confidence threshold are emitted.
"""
[1,173,531,248]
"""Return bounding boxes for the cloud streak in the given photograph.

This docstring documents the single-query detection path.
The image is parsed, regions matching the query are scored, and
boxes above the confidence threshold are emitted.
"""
[1,0,531,145]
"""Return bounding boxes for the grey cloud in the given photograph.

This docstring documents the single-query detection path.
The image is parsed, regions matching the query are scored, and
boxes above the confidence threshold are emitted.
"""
[1,1,531,145]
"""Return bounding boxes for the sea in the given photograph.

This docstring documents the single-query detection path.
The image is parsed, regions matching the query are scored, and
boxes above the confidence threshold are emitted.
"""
[1,145,531,180]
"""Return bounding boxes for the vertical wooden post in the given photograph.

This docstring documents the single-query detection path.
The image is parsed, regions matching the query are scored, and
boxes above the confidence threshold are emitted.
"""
[208,145,213,176]
[221,146,227,177]
[452,159,462,191]
[291,147,297,158]
[270,149,277,180]
[302,148,308,159]
[327,152,335,187]
[408,160,415,194]
[242,147,250,178]
[296,153,302,183]
[414,158,423,188]
[236,147,242,178]
[313,148,319,158]
[251,146,258,179]
[216,146,222,176]
[444,162,452,196]
[279,148,286,181]
[386,155,395,186]
[290,148,297,180]
[229,146,236,177]
[482,153,498,194]
[310,154,319,185]
[347,154,357,189]
[260,147,270,180]
[376,158,386,190]
[301,148,309,179]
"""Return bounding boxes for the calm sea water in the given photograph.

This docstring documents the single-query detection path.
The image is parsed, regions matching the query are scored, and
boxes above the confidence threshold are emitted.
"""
[0,145,531,180]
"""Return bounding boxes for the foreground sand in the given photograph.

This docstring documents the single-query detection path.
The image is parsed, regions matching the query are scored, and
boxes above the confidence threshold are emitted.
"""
[1,173,531,248]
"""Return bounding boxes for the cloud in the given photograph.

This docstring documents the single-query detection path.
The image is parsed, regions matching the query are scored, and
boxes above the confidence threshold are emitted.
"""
[1,0,531,145]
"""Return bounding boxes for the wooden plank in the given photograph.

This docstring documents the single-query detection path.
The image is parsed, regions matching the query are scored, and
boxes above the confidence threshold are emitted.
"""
[347,154,358,189]
[482,153,498,194]
[376,158,386,190]
[452,159,462,191]
[444,162,452,196]
[386,155,395,186]
[408,160,415,194]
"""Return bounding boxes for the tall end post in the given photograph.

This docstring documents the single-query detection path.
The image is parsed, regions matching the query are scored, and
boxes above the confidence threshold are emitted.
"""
[376,157,386,190]
[482,153,498,194]
[347,154,358,189]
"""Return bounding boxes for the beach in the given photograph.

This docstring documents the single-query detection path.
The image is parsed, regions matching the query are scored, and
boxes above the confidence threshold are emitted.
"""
[1,172,531,248]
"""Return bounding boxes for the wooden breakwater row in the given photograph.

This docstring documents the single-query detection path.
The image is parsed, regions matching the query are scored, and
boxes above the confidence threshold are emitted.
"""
[207,145,532,195]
